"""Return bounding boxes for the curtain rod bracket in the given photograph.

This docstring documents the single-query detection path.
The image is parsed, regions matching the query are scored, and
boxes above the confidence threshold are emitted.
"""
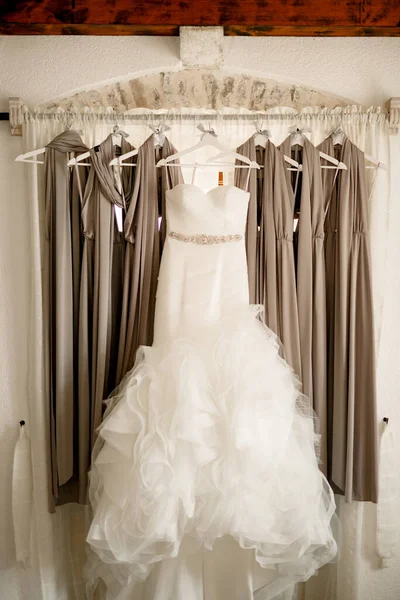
[387,97,400,135]
[9,97,23,137]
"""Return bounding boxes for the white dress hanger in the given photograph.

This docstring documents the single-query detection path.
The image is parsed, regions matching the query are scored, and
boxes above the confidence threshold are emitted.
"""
[330,127,386,170]
[68,124,130,168]
[108,122,171,167]
[288,126,348,171]
[252,121,302,171]
[109,146,138,167]
[15,121,85,165]
[252,120,271,149]
[68,152,91,167]
[254,131,302,171]
[156,125,260,171]
[111,124,129,147]
[149,122,171,149]
[207,122,301,173]
[15,147,47,164]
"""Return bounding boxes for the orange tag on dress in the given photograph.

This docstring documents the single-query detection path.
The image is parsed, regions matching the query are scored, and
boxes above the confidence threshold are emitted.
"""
[218,171,224,186]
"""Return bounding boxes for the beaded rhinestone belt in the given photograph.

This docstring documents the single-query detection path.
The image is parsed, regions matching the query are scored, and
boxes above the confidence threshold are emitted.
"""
[169,232,242,245]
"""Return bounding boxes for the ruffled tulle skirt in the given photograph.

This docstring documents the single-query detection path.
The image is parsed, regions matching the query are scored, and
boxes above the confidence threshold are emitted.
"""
[85,306,337,600]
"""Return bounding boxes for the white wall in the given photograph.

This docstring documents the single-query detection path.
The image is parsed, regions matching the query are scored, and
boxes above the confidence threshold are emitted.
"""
[0,34,399,600]
[360,133,400,600]
[1,36,400,109]
[0,123,34,598]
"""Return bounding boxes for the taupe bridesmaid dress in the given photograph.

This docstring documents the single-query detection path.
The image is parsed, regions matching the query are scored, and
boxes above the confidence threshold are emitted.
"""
[318,135,378,503]
[279,135,328,474]
[78,134,135,502]
[235,137,302,380]
[235,137,258,305]
[44,131,89,510]
[116,136,183,383]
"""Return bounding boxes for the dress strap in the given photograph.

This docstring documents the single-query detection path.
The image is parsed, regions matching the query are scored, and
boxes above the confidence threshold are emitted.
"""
[191,162,198,186]
[245,164,252,192]
[324,166,340,220]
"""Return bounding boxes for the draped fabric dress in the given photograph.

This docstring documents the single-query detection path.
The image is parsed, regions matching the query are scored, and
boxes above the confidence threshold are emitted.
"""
[279,136,328,474]
[235,137,302,379]
[318,135,378,502]
[78,134,135,503]
[235,138,258,305]
[44,130,89,509]
[116,136,183,383]
[85,182,337,600]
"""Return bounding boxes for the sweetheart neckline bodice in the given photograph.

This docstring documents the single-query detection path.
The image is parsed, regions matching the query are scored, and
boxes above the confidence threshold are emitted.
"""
[165,183,250,236]
[166,183,250,198]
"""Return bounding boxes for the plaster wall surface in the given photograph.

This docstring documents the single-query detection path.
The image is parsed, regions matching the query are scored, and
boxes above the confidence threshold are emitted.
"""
[0,34,399,600]
[1,36,400,110]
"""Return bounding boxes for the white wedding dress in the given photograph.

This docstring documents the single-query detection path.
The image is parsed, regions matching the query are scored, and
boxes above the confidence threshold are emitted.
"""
[85,183,337,600]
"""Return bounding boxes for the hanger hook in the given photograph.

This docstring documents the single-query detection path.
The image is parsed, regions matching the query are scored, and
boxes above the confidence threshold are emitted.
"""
[197,123,217,139]
[256,120,264,132]
[65,113,74,131]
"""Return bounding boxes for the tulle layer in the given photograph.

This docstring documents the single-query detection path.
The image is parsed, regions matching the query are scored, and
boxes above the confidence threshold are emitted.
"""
[85,305,337,598]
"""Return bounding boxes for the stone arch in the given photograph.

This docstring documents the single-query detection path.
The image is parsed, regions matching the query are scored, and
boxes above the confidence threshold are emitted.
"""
[43,68,354,112]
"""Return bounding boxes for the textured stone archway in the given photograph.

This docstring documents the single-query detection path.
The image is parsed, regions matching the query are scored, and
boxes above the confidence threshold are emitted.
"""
[43,68,355,112]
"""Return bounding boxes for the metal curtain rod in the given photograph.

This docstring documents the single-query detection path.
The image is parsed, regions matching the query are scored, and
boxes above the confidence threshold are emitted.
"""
[22,112,305,122]
[3,102,390,138]
[17,111,389,122]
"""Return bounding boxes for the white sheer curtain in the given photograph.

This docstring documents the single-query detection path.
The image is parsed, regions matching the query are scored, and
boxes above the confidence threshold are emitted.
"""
[22,106,391,600]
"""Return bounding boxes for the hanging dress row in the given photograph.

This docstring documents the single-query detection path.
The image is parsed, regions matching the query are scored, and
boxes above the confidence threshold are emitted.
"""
[44,130,182,509]
[116,135,183,382]
[41,127,377,510]
[236,133,378,503]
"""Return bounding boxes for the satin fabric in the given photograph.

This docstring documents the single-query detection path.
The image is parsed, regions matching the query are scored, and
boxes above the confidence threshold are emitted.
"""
[279,136,328,474]
[78,134,135,503]
[116,136,183,382]
[44,130,89,508]
[318,135,378,503]
[235,138,302,380]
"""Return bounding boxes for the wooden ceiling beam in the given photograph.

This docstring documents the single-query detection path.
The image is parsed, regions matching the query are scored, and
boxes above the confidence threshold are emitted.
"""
[1,24,400,36]
[0,23,180,35]
[1,0,400,36]
[226,25,400,36]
